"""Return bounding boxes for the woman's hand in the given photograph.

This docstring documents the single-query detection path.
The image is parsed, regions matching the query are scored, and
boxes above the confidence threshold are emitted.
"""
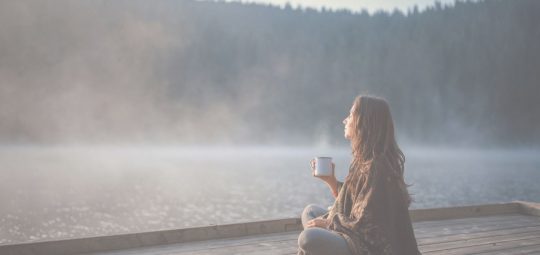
[306,218,331,229]
[310,159,337,185]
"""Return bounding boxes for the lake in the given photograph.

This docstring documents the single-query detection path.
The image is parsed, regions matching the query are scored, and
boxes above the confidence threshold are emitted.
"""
[0,145,539,244]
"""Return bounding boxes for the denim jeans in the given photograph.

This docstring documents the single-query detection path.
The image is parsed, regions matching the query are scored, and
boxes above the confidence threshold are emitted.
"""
[297,204,352,255]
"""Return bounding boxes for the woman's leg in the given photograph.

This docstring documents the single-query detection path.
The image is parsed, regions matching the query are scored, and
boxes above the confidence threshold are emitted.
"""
[297,227,352,255]
[301,204,328,229]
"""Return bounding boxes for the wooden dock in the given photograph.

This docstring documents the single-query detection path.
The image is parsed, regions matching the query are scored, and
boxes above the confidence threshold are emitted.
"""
[1,201,539,255]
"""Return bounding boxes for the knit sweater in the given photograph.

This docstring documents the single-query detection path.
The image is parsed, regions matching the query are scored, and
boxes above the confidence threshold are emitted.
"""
[313,158,421,255]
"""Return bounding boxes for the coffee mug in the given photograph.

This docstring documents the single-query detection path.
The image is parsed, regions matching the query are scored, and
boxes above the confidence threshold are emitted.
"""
[314,156,333,177]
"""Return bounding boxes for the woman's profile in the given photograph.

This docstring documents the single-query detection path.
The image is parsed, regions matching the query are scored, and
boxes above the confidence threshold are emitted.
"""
[297,95,421,255]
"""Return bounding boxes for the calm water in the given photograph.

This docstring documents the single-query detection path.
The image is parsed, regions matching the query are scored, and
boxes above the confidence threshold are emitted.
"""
[0,146,539,244]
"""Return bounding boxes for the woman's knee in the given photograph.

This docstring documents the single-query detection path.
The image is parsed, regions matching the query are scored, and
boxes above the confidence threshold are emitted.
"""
[302,204,325,217]
[298,228,351,255]
[302,204,316,216]
[298,228,324,250]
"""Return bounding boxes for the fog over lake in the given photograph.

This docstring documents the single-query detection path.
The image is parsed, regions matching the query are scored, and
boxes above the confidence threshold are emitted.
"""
[1,146,539,244]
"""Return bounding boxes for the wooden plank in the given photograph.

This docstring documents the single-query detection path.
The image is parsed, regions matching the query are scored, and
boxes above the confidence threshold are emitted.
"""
[173,240,298,255]
[415,220,540,237]
[422,236,540,255]
[418,225,540,245]
[474,243,540,255]
[89,231,300,255]
[410,202,521,222]
[414,221,540,239]
[419,230,540,252]
[413,214,539,234]
[412,214,537,228]
[107,238,298,255]
[157,234,298,255]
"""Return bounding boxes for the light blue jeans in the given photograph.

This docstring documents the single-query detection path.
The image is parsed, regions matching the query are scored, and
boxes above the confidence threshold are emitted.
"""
[297,204,352,255]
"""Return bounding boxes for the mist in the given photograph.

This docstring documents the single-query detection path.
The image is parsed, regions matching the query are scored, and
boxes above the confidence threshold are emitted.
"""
[1,0,539,147]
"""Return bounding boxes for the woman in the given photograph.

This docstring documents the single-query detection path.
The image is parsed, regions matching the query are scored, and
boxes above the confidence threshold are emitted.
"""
[297,95,421,255]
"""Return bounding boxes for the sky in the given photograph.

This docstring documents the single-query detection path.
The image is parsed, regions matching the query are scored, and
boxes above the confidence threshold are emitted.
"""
[213,0,460,13]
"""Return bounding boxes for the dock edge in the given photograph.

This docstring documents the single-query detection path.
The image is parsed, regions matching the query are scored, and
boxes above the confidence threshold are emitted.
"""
[1,201,539,255]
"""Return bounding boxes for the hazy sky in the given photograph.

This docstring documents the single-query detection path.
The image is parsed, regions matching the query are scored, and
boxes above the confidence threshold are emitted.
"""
[213,0,459,13]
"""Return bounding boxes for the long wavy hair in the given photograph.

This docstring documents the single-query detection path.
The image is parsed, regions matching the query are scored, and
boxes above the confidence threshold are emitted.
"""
[347,95,413,207]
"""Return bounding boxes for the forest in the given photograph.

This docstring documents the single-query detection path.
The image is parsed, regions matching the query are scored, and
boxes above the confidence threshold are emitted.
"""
[1,0,538,147]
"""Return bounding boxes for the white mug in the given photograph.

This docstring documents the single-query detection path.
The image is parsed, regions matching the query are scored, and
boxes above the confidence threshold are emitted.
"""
[314,156,333,177]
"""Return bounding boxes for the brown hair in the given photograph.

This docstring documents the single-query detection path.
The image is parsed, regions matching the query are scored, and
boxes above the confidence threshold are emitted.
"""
[347,95,413,206]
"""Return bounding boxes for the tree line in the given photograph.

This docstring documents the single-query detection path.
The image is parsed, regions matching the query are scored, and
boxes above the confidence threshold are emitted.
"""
[1,0,538,147]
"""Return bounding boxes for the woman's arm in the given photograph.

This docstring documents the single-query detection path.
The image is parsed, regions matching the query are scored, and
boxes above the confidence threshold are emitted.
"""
[326,180,343,198]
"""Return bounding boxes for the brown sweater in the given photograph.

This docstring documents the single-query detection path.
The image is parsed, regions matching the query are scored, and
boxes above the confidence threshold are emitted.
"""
[319,158,421,255]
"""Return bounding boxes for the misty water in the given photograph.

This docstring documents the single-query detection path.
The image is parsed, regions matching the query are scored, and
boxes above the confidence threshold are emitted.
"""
[0,146,539,244]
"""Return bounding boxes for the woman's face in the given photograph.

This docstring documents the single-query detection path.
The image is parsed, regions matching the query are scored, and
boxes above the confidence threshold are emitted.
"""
[343,104,355,140]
